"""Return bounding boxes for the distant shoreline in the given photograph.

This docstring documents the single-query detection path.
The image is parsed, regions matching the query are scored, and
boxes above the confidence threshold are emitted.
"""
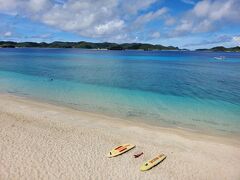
[0,46,182,51]
[0,41,179,51]
[1,40,239,52]
[1,46,240,53]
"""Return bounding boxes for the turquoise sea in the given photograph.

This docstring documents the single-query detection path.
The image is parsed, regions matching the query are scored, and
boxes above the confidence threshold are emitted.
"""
[0,48,240,136]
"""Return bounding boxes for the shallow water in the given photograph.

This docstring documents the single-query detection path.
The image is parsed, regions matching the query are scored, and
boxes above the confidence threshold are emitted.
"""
[0,48,240,135]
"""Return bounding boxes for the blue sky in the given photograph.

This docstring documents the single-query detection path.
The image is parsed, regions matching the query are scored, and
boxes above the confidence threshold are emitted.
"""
[0,0,239,49]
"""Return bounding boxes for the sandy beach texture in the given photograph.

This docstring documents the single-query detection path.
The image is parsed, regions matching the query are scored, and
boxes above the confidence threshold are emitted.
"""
[0,94,240,180]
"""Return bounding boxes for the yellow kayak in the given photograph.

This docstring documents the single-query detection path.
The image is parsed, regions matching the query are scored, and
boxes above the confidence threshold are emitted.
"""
[140,153,166,171]
[107,144,135,158]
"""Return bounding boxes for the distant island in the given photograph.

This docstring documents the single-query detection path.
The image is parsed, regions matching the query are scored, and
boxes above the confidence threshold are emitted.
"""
[0,41,179,51]
[196,46,240,52]
[0,41,239,52]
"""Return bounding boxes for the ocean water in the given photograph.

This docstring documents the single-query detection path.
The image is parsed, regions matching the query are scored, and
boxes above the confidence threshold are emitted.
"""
[0,48,240,136]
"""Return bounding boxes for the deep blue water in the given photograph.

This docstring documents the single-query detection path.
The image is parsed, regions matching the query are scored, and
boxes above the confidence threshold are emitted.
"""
[0,48,240,135]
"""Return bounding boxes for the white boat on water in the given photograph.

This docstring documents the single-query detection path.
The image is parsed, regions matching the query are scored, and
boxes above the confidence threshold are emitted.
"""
[214,56,225,60]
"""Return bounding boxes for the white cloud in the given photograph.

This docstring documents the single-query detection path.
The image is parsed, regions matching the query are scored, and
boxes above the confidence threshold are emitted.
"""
[193,0,235,21]
[193,0,210,17]
[41,0,124,38]
[0,0,239,45]
[0,0,125,39]
[94,20,125,36]
[0,0,51,16]
[134,7,168,26]
[0,0,17,11]
[232,36,240,44]
[173,20,193,36]
[0,0,167,41]
[172,0,240,37]
[165,16,176,26]
[0,0,20,15]
[121,0,157,14]
[4,31,12,37]
[151,32,161,38]
[0,0,165,39]
[192,19,213,33]
[28,0,51,13]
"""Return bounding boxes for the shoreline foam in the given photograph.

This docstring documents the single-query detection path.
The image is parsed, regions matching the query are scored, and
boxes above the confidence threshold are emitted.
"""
[0,94,240,179]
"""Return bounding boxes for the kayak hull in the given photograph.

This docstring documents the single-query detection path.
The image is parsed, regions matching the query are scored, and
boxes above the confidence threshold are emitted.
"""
[107,144,135,158]
[140,154,166,171]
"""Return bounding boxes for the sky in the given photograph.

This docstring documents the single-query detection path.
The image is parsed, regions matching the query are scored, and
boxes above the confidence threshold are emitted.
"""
[0,0,239,49]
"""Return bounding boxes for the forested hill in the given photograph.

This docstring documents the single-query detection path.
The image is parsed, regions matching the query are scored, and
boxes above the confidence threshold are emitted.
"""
[196,46,240,52]
[0,41,179,51]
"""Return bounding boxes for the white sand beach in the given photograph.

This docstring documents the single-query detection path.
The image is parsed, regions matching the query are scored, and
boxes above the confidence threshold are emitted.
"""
[0,94,240,180]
